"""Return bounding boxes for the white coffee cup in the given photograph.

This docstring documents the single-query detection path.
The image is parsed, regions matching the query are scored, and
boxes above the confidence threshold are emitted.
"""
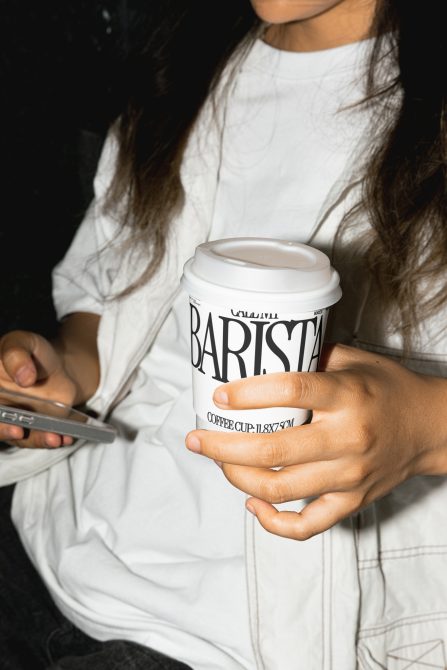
[181,237,341,433]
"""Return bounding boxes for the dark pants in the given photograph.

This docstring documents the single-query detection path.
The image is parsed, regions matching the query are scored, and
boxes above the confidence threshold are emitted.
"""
[0,485,192,670]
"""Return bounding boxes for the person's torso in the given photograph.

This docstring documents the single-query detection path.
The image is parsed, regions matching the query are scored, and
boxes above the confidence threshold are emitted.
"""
[14,36,442,670]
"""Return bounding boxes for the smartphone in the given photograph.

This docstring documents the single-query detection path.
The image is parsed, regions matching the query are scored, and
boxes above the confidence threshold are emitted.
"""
[0,387,117,444]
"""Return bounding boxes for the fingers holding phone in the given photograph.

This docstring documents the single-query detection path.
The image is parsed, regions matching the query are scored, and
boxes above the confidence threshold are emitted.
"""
[0,386,117,449]
[0,329,78,448]
[0,420,75,449]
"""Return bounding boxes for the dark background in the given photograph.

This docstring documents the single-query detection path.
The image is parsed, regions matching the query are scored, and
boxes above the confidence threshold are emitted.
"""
[0,1,142,339]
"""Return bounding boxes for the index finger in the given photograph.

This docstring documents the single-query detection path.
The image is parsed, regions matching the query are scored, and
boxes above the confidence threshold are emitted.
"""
[212,371,342,411]
[3,430,74,449]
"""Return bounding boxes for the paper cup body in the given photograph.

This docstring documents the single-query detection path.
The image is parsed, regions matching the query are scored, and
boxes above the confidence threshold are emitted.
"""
[181,238,341,432]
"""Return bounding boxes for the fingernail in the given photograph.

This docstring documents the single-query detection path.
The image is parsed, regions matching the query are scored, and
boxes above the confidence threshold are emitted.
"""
[246,502,257,516]
[186,435,201,453]
[14,365,33,386]
[213,389,229,407]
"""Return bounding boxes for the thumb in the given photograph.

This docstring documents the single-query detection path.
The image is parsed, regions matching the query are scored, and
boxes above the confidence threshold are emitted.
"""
[0,331,39,387]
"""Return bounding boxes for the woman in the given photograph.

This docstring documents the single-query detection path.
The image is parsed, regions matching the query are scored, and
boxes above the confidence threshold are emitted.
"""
[1,0,447,668]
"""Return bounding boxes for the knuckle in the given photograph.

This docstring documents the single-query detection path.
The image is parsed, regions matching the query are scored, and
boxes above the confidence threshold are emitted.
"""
[346,421,374,455]
[355,376,373,400]
[281,373,315,405]
[2,344,23,362]
[257,476,283,504]
[280,374,302,405]
[1,330,27,350]
[259,440,277,468]
[347,490,368,514]
[211,440,227,463]
[31,432,48,449]
[291,519,316,541]
[259,435,288,468]
[357,420,374,446]
[278,371,323,408]
[342,372,374,407]
[343,461,370,488]
[286,373,314,405]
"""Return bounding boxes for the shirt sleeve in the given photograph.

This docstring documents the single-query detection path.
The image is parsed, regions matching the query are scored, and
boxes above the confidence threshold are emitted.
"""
[51,130,124,320]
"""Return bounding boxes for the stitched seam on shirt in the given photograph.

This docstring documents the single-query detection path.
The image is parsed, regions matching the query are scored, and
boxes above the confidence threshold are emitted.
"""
[356,645,384,670]
[249,516,265,670]
[329,530,333,670]
[322,533,325,670]
[380,544,447,554]
[358,613,447,639]
[359,546,447,567]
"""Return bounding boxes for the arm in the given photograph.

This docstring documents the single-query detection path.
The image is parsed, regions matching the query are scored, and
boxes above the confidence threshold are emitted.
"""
[185,343,447,540]
[0,134,119,448]
[53,312,100,406]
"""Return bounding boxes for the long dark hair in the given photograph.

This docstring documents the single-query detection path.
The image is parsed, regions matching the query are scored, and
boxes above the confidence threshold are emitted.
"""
[105,0,447,343]
[105,1,260,288]
[358,0,447,341]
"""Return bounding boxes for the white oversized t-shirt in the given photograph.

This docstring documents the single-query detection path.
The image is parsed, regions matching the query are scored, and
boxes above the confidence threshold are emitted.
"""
[13,37,373,670]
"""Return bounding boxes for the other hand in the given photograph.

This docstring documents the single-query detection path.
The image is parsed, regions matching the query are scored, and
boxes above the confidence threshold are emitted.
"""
[185,343,447,540]
[0,330,77,448]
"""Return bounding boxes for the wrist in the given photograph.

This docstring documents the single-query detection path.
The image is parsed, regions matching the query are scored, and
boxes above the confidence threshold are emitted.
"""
[413,374,447,477]
[60,350,99,407]
[52,312,101,408]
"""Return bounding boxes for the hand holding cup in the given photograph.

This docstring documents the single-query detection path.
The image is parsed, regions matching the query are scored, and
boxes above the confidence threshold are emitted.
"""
[186,343,447,539]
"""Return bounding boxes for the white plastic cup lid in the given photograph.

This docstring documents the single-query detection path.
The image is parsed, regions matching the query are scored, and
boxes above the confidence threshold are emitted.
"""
[181,237,342,310]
